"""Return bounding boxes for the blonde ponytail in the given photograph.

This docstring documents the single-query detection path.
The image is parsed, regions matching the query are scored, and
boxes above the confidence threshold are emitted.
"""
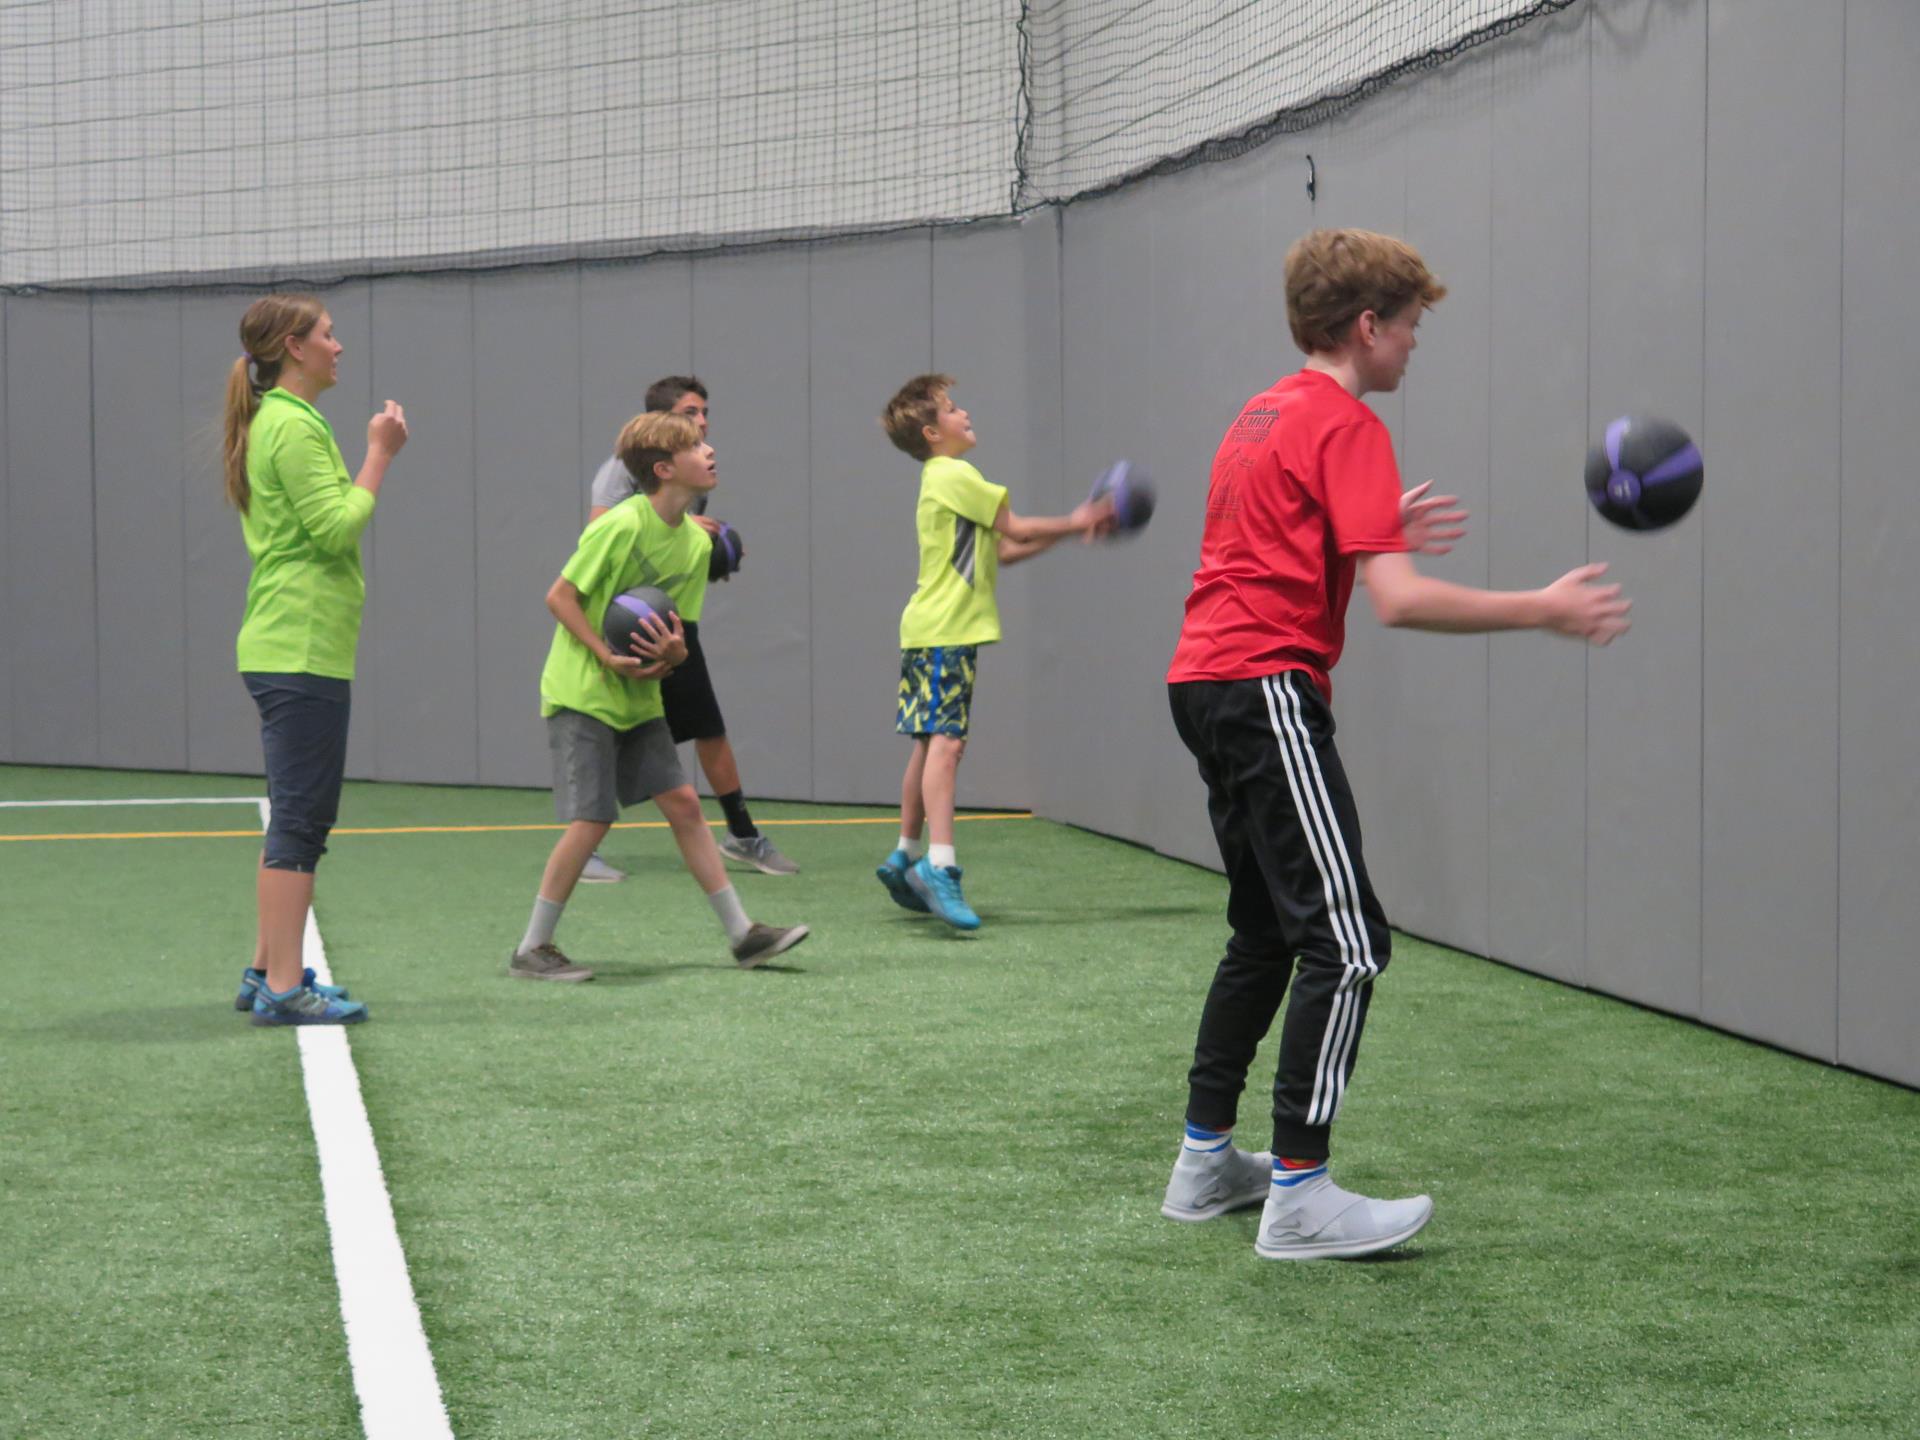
[222,356,260,513]
[222,293,326,514]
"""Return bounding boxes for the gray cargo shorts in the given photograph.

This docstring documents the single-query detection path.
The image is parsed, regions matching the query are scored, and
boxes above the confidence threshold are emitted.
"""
[546,709,687,822]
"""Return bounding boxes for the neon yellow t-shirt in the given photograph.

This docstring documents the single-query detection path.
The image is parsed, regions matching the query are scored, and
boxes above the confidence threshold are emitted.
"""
[234,389,376,679]
[898,456,1009,648]
[539,495,711,730]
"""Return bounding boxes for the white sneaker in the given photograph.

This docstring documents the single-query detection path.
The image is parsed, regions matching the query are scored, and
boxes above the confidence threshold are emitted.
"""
[1254,1168,1433,1261]
[579,853,625,884]
[1160,1145,1274,1222]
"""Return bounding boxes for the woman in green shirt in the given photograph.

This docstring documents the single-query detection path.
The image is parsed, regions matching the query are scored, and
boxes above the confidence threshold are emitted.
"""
[222,293,408,1026]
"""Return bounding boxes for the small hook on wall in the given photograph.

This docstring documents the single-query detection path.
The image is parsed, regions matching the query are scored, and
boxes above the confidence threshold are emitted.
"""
[1306,154,1317,204]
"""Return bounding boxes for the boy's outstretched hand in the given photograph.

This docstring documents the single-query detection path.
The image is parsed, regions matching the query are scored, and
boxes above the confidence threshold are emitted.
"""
[1541,562,1632,646]
[1076,493,1118,541]
[1400,480,1468,555]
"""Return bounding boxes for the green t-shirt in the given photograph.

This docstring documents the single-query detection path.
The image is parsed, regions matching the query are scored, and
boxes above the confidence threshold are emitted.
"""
[898,456,1009,648]
[234,388,376,680]
[539,495,712,730]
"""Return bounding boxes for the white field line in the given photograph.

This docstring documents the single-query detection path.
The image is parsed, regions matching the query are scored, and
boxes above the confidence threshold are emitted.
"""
[9,789,456,1433]
[0,795,264,808]
[253,797,455,1440]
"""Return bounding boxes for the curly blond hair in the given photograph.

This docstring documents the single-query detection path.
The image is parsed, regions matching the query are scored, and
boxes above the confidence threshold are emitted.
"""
[1284,229,1447,354]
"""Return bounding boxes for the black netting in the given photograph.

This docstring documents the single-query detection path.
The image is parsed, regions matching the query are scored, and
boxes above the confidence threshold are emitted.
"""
[2,0,1575,292]
[1019,0,1580,205]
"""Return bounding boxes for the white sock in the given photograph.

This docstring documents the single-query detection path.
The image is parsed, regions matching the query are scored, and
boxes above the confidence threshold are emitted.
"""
[708,885,751,944]
[899,834,925,861]
[520,895,564,953]
[929,843,957,870]
[1182,1122,1232,1159]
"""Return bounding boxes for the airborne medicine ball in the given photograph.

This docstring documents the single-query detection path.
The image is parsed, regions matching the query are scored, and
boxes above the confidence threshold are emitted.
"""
[1584,416,1703,532]
[1090,459,1157,535]
[601,586,678,658]
[707,521,744,582]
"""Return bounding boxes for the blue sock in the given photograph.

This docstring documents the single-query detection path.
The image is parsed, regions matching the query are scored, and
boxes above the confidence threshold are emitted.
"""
[1271,1157,1328,1187]
[1182,1121,1232,1157]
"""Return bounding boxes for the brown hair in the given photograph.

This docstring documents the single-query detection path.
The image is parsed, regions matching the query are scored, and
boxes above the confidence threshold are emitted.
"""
[221,293,327,513]
[880,373,955,462]
[644,374,707,413]
[615,410,705,495]
[1283,230,1447,355]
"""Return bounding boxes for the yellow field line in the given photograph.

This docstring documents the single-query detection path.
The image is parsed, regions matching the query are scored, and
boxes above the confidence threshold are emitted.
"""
[0,813,1034,844]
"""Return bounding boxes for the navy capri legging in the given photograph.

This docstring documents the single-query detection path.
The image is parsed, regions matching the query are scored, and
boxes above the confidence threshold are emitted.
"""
[243,672,351,872]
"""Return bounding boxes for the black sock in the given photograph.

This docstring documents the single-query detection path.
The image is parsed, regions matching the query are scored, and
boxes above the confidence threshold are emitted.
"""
[718,790,758,840]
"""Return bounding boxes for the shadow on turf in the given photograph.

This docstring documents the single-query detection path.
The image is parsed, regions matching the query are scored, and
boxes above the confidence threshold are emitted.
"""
[985,903,1218,925]
[42,1006,250,1044]
[585,961,809,982]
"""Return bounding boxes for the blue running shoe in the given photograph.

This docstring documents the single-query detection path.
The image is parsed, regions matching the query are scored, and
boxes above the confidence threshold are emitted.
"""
[235,966,350,1012]
[876,848,930,913]
[251,984,368,1027]
[906,856,981,931]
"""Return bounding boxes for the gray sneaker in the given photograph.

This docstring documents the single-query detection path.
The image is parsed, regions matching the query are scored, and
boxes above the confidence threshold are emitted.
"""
[1160,1144,1274,1222]
[730,922,810,968]
[1254,1168,1433,1261]
[718,833,799,875]
[508,942,595,982]
[579,853,625,883]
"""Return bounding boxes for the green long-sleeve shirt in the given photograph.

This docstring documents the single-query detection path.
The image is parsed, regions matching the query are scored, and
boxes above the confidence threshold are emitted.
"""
[234,388,376,679]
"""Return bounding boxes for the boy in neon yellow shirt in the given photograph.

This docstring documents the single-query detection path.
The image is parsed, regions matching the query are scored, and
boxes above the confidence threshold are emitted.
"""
[511,411,809,979]
[875,374,1110,930]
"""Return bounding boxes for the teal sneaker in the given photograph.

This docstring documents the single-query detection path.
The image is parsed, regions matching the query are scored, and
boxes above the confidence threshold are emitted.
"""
[235,966,350,1012]
[906,857,981,931]
[250,983,369,1027]
[876,849,930,913]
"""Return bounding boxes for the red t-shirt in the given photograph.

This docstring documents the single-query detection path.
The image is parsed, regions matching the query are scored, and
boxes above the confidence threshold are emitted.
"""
[1167,370,1408,700]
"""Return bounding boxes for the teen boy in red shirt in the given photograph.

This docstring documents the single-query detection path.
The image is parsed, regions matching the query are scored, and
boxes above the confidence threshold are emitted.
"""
[1161,229,1631,1260]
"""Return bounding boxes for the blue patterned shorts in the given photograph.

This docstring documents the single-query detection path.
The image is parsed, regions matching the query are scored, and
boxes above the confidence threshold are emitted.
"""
[896,646,977,737]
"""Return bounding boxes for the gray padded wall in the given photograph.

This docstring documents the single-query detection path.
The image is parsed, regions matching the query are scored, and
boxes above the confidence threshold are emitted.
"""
[91,294,188,771]
[364,276,480,786]
[1390,47,1493,958]
[4,294,98,766]
[1585,0,1706,1020]
[808,234,932,808]
[1838,0,1920,1087]
[1043,177,1159,845]
[474,269,583,789]
[1700,2,1843,1061]
[1486,2,1591,986]
[690,251,815,803]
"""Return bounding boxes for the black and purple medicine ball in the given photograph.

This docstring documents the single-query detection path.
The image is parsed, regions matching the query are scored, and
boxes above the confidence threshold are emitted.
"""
[602,585,678,657]
[1090,459,1157,535]
[1584,416,1703,531]
[706,521,744,582]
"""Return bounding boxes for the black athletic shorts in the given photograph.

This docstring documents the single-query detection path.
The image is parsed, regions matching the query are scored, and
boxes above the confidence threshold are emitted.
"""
[661,620,727,744]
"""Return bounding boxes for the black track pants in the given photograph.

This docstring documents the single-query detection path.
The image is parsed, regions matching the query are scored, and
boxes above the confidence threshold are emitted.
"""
[1169,672,1392,1161]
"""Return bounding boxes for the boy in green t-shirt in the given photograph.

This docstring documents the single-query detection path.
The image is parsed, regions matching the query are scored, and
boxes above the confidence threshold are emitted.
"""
[510,411,809,979]
[875,374,1110,930]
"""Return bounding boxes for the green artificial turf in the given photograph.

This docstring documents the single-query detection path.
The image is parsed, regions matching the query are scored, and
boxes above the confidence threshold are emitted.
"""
[2,764,1916,1439]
